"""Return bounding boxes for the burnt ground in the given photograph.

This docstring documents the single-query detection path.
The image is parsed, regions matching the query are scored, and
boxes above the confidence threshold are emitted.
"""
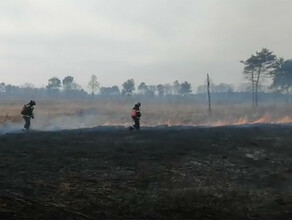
[0,125,292,219]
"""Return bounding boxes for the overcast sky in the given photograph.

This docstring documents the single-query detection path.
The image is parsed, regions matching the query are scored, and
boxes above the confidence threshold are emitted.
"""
[0,0,292,90]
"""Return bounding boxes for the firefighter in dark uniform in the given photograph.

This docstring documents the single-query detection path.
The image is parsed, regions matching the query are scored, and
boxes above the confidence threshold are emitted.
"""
[21,100,36,131]
[130,102,141,130]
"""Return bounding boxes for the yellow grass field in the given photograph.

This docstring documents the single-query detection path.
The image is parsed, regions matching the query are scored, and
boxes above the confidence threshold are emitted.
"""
[1,98,292,130]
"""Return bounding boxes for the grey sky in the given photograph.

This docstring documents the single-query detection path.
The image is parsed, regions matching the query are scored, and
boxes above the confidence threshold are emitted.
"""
[0,0,292,90]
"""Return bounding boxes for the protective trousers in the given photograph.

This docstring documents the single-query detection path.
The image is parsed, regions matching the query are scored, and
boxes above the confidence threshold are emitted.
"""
[23,116,31,130]
[132,117,140,130]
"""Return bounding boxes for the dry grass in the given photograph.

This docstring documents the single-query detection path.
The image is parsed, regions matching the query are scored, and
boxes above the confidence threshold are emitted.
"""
[1,98,292,129]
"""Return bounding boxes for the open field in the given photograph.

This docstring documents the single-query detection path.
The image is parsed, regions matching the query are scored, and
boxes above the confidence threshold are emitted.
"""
[1,125,292,219]
[1,98,292,131]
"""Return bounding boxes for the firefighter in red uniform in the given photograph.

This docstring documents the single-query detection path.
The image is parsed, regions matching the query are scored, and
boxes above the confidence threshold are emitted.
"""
[130,102,141,130]
[21,100,36,131]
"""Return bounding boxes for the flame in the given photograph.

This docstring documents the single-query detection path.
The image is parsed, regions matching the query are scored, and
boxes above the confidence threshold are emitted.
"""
[100,121,131,127]
[276,116,292,124]
[212,115,292,127]
[252,115,271,124]
[157,115,292,127]
[75,115,292,128]
[233,117,249,125]
[165,119,184,127]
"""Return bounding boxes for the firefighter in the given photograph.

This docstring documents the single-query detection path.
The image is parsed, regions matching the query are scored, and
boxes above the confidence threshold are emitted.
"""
[130,102,141,130]
[21,100,36,131]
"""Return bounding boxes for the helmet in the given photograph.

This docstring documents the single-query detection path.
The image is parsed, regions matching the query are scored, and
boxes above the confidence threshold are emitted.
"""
[29,100,36,106]
[135,102,141,107]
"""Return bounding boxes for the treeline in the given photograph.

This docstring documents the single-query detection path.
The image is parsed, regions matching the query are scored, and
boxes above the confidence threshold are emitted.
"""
[0,76,225,98]
[0,48,291,106]
[0,77,250,100]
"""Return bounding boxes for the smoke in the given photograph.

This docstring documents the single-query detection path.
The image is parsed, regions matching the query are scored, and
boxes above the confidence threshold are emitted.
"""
[32,114,102,130]
[0,123,23,135]
[0,113,112,134]
[0,104,134,134]
[1,99,292,135]
[31,112,131,131]
[1,113,292,135]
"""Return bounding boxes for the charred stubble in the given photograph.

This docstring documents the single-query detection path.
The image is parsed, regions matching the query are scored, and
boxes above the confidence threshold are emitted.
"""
[0,125,292,219]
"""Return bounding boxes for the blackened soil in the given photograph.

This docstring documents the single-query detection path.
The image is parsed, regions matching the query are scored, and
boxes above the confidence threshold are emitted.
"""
[0,125,292,219]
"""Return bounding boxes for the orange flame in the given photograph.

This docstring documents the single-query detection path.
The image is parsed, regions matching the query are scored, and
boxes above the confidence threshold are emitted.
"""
[97,114,292,128]
[212,115,292,127]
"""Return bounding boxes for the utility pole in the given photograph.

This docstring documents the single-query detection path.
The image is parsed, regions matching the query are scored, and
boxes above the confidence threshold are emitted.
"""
[207,74,212,115]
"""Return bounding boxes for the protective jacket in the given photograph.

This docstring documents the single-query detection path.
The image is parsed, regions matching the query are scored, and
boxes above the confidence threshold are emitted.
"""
[131,105,141,118]
[21,104,34,118]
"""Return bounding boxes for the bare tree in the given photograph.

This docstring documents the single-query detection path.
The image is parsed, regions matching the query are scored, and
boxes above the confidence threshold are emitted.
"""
[88,74,100,95]
[207,74,211,115]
